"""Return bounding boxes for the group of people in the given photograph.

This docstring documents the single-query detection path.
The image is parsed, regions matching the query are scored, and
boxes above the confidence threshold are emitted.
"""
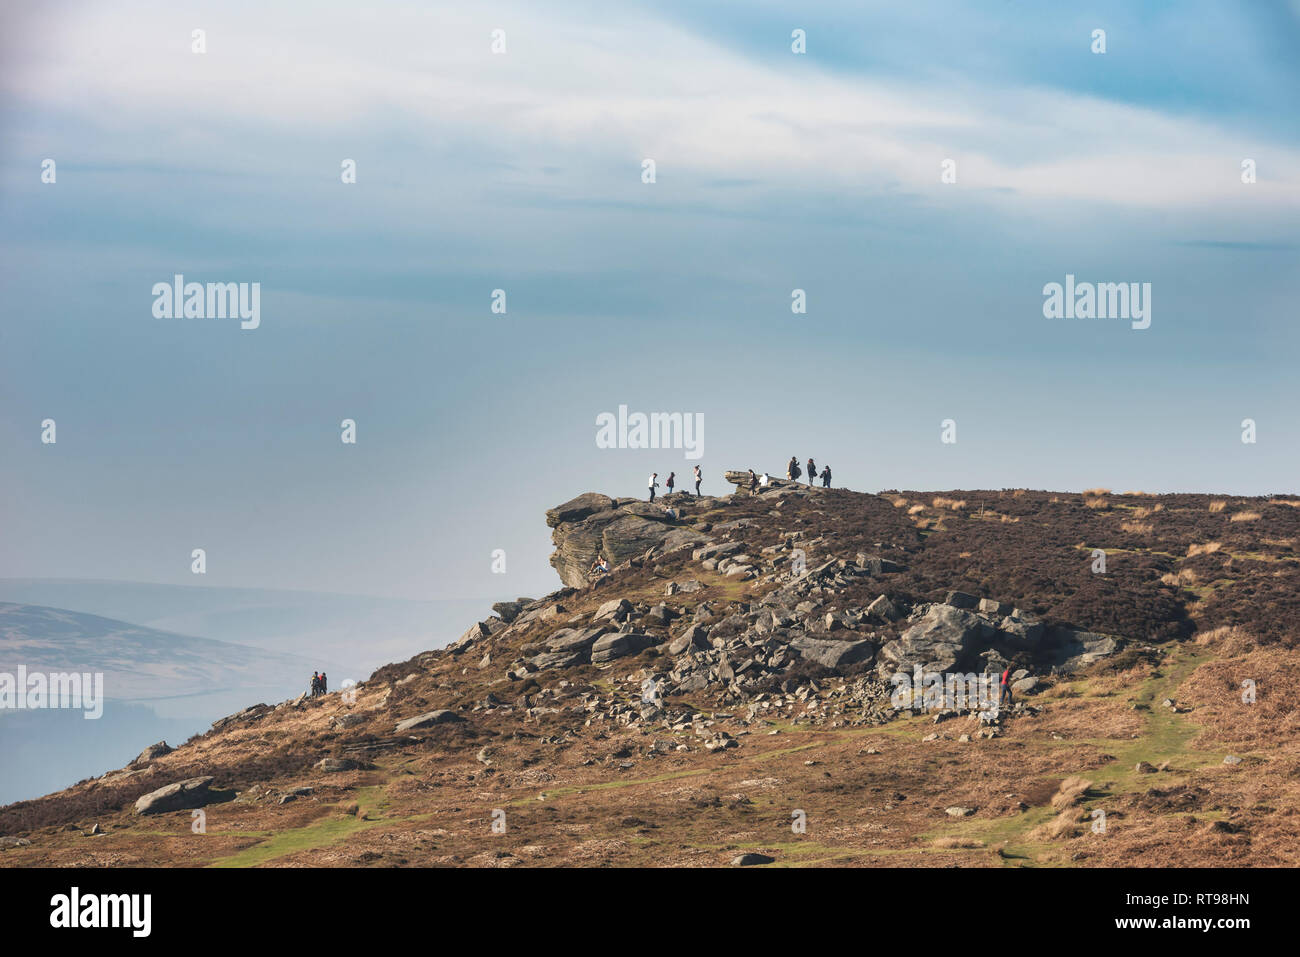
[309,671,329,697]
[589,555,611,576]
[786,456,832,488]
[743,457,832,493]
[647,464,704,501]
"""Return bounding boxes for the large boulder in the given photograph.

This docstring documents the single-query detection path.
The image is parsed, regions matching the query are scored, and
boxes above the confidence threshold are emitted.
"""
[790,636,876,670]
[591,632,655,664]
[546,493,615,527]
[878,604,990,675]
[131,741,173,766]
[1044,628,1122,672]
[134,776,221,815]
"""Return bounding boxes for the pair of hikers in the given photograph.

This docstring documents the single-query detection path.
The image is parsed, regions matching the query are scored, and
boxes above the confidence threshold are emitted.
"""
[310,671,328,697]
[648,466,704,501]
[589,556,611,576]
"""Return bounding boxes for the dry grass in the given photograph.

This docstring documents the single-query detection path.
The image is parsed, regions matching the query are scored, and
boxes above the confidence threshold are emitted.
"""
[1131,505,1164,519]
[1209,500,1227,513]
[1011,489,1027,498]
[932,497,967,511]
[1050,776,1094,811]
[1084,497,1109,510]
[1122,522,1154,535]
[1122,490,1155,496]
[907,504,926,515]
[1268,498,1300,508]
[1229,511,1261,523]
[1161,568,1199,588]
[930,837,985,849]
[1083,488,1111,497]
[1187,542,1222,558]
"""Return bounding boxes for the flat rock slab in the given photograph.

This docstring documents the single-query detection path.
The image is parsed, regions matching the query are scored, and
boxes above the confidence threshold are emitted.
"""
[395,709,466,732]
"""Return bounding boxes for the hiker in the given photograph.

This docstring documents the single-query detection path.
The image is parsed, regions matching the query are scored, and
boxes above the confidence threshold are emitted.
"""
[310,671,320,696]
[760,471,770,487]
[787,456,799,481]
[807,458,816,485]
[821,465,831,488]
[748,469,757,493]
[999,667,1013,708]
[666,471,675,495]
[648,472,658,501]
[320,672,328,695]
[693,465,702,496]
[590,556,610,576]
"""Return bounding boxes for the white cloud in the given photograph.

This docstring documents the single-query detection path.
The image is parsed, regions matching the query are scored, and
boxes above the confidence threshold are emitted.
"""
[7,0,1298,213]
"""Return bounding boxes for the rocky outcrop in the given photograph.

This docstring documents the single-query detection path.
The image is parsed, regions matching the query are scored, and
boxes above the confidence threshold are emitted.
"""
[134,776,228,815]
[548,494,708,587]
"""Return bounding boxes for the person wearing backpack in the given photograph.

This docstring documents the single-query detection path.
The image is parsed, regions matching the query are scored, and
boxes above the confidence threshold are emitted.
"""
[666,472,675,495]
[310,671,320,697]
[821,465,831,488]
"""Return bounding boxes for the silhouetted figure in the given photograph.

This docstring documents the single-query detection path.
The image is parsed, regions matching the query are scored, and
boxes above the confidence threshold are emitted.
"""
[787,456,799,481]
[748,469,757,493]
[821,465,831,488]
[320,672,328,695]
[666,471,675,495]
[807,458,816,485]
[693,465,702,496]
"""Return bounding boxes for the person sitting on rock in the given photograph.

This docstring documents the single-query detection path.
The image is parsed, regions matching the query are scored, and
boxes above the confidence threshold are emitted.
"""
[821,465,831,488]
[590,556,610,576]
[807,458,816,484]
[666,471,675,495]
[648,472,658,501]
[694,465,702,496]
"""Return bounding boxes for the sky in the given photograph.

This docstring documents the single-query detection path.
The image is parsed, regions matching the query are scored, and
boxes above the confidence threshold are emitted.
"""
[1,0,1298,604]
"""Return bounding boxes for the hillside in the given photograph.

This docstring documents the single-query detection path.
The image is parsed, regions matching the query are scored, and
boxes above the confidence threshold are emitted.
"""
[3,480,1299,867]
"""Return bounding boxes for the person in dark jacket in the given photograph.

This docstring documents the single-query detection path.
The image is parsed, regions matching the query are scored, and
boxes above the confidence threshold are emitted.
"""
[693,465,702,496]
[821,465,831,488]
[807,458,816,485]
[666,472,675,495]
[748,469,758,493]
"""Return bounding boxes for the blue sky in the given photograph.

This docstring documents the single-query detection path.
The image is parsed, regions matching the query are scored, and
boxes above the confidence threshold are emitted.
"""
[2,0,1298,605]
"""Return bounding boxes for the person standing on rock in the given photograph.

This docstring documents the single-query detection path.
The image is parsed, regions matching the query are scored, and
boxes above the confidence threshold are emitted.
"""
[748,469,757,493]
[666,471,675,495]
[999,666,1013,708]
[648,472,658,501]
[787,456,798,481]
[821,465,831,488]
[310,671,319,696]
[320,672,328,695]
[693,465,702,496]
[807,458,816,485]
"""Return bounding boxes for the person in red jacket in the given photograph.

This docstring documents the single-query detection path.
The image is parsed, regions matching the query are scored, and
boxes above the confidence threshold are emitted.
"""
[999,667,1014,708]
